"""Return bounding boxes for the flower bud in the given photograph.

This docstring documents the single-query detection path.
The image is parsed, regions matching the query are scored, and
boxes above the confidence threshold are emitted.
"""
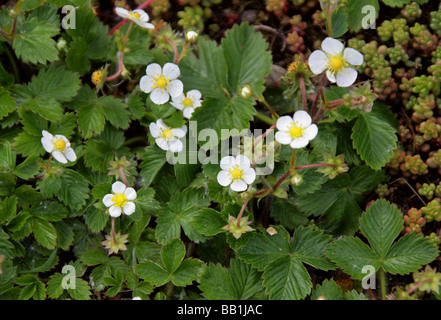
[290,173,304,186]
[240,85,253,98]
[185,30,199,42]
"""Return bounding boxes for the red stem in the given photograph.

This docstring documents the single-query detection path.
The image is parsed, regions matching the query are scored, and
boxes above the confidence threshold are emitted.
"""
[253,123,276,150]
[165,38,179,64]
[236,198,250,228]
[299,75,307,111]
[118,166,129,187]
[294,163,337,170]
[105,51,124,81]
[107,0,156,36]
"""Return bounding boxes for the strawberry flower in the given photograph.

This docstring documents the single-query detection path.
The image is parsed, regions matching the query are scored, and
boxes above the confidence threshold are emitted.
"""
[149,119,187,152]
[308,37,364,87]
[140,63,184,105]
[103,181,137,217]
[41,130,77,164]
[275,110,318,149]
[171,89,203,119]
[217,155,256,192]
[115,7,154,29]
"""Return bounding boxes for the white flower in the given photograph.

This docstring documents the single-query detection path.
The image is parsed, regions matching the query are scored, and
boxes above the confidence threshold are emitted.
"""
[41,130,77,164]
[103,181,137,217]
[275,110,318,149]
[115,7,154,29]
[149,119,187,152]
[217,155,256,192]
[140,63,184,105]
[308,37,364,87]
[170,89,203,119]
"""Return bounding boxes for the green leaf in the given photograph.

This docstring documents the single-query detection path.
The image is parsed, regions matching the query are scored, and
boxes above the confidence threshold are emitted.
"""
[0,88,16,121]
[98,96,131,130]
[351,110,398,170]
[13,155,40,179]
[32,216,57,249]
[77,103,106,139]
[0,196,17,224]
[237,225,334,300]
[161,238,185,274]
[262,255,312,300]
[222,22,272,95]
[347,0,379,32]
[311,279,344,300]
[198,259,263,300]
[12,18,59,64]
[330,7,348,38]
[139,146,167,186]
[193,208,226,236]
[381,0,411,7]
[326,199,439,279]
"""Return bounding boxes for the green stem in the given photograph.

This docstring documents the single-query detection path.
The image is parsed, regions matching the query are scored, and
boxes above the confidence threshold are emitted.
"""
[4,44,20,82]
[254,111,275,125]
[380,267,387,300]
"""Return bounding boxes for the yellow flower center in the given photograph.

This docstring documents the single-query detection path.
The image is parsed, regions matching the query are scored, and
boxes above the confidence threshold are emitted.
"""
[288,125,304,139]
[229,166,244,181]
[91,70,103,86]
[182,97,193,108]
[155,75,168,89]
[161,128,174,141]
[112,193,127,208]
[54,139,66,151]
[327,54,347,74]
[129,11,140,19]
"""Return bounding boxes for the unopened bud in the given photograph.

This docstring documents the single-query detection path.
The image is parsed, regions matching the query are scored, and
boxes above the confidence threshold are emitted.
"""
[290,173,304,186]
[185,30,199,42]
[240,85,253,98]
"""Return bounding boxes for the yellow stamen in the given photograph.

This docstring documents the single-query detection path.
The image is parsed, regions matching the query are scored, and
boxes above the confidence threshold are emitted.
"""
[112,193,127,208]
[288,125,304,139]
[155,75,168,89]
[229,165,244,181]
[54,139,66,151]
[327,54,347,75]
[161,128,174,141]
[129,11,140,19]
[182,97,193,108]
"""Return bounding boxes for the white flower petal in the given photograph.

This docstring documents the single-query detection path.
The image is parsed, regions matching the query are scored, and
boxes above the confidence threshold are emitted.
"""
[64,148,77,162]
[344,48,364,66]
[235,155,251,169]
[230,180,248,192]
[290,137,310,149]
[172,126,187,138]
[220,156,236,170]
[242,168,256,184]
[41,137,54,153]
[52,151,67,164]
[124,187,137,201]
[182,107,195,119]
[303,124,318,141]
[42,130,53,140]
[103,194,114,207]
[167,79,183,98]
[112,181,127,194]
[146,63,162,77]
[276,115,293,132]
[139,75,155,93]
[149,122,161,138]
[150,88,170,105]
[308,50,328,75]
[293,110,312,127]
[133,20,154,29]
[155,137,169,151]
[156,119,167,129]
[109,206,122,218]
[168,139,183,153]
[275,131,292,145]
[162,63,180,80]
[336,68,358,87]
[217,170,232,186]
[123,202,136,215]
[171,94,185,110]
[326,70,337,83]
[115,7,130,19]
[187,89,202,101]
[321,37,344,55]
